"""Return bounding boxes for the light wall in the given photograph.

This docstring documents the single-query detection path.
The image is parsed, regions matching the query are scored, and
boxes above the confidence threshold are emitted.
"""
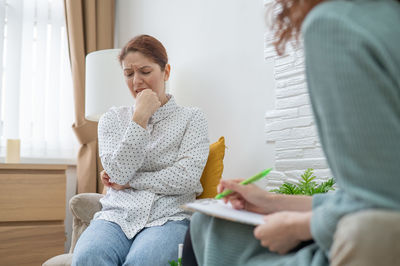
[115,0,275,179]
[263,0,332,189]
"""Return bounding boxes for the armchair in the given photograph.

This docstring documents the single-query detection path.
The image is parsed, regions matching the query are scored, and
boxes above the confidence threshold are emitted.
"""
[43,193,104,266]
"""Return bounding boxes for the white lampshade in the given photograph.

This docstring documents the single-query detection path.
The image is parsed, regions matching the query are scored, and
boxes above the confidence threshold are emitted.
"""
[85,49,133,121]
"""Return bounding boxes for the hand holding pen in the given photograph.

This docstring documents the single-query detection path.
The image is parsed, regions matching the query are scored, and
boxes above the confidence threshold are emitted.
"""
[216,168,274,214]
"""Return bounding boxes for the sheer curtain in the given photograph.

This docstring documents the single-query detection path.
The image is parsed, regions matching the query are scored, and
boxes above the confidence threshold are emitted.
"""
[0,0,77,159]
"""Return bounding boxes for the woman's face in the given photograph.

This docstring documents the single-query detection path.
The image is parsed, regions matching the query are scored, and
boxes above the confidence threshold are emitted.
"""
[122,51,170,101]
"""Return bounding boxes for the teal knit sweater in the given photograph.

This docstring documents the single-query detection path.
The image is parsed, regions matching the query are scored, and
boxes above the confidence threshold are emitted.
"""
[305,0,400,257]
[190,0,400,265]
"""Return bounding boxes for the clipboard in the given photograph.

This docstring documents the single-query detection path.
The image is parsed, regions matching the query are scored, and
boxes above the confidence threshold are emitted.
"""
[182,199,265,226]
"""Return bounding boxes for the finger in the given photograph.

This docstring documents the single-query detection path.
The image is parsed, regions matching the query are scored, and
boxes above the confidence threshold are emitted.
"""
[217,183,223,193]
[218,178,244,192]
[231,178,246,183]
[260,240,269,248]
[253,223,269,239]
[225,192,242,203]
[102,179,111,187]
[218,181,229,193]
[221,180,248,195]
[254,225,262,239]
[223,193,237,204]
[277,247,290,255]
[230,198,245,209]
[263,214,271,222]
[223,192,242,204]
[136,90,145,99]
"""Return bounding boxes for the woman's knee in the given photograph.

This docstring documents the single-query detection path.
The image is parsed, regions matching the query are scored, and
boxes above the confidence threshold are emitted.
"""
[73,241,126,266]
[72,220,130,266]
[124,239,181,266]
[331,210,400,266]
[72,243,104,266]
[124,220,189,266]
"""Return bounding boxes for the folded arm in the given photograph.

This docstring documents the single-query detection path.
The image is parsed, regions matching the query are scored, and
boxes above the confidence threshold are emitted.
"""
[98,109,150,185]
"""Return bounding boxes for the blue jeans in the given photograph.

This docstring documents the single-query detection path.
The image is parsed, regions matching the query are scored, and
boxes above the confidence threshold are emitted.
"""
[72,219,189,266]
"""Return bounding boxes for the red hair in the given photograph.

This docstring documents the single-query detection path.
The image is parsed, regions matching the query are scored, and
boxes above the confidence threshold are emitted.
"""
[272,0,323,55]
[119,35,168,70]
[272,0,400,55]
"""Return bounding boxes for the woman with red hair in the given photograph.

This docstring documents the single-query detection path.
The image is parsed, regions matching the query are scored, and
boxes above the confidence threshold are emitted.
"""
[72,35,209,266]
[187,0,400,265]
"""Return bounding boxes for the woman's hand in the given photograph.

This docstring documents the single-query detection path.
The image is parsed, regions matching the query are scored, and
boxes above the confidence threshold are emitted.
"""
[132,89,161,128]
[254,211,312,254]
[100,170,130,191]
[218,179,271,214]
[100,170,112,187]
[219,179,313,214]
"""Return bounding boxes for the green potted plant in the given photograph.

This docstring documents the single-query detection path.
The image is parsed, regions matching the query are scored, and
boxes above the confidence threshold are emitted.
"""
[168,258,182,266]
[270,168,335,195]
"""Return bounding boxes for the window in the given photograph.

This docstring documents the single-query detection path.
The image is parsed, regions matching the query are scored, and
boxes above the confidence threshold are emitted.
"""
[0,0,77,159]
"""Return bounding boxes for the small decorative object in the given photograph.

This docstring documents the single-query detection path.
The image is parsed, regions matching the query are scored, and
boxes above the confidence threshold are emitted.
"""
[168,243,183,266]
[270,168,335,195]
[5,139,20,163]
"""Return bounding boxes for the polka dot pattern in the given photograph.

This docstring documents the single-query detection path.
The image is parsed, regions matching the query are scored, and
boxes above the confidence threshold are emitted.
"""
[94,95,209,239]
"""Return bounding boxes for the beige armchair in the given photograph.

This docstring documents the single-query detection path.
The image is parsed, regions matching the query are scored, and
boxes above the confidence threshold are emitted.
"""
[42,193,104,266]
[43,137,226,265]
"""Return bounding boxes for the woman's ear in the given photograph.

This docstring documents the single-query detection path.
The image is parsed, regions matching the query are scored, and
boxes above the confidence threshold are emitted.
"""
[164,64,171,81]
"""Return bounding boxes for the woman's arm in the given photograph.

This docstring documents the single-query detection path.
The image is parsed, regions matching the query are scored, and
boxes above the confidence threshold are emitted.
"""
[98,109,150,185]
[129,109,209,195]
[219,179,312,214]
[268,193,313,213]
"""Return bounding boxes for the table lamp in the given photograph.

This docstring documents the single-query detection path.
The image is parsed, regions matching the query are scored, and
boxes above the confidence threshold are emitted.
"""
[85,49,133,121]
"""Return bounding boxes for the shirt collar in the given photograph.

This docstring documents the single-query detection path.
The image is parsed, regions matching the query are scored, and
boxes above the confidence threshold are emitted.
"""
[148,94,178,124]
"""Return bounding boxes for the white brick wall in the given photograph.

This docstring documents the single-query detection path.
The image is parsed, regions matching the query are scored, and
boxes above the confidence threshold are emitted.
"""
[263,0,332,191]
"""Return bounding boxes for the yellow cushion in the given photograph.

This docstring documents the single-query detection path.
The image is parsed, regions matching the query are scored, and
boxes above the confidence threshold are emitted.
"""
[197,137,225,199]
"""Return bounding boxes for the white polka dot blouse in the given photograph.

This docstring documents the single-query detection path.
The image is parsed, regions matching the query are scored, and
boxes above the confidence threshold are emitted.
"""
[94,95,209,239]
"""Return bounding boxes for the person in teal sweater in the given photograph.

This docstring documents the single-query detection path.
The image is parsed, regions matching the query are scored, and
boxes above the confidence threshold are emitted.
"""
[187,0,400,265]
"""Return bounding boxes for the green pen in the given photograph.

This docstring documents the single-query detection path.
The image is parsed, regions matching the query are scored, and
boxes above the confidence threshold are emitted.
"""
[215,168,272,199]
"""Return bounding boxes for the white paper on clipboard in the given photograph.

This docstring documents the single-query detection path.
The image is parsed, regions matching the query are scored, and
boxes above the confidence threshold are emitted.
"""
[182,199,265,226]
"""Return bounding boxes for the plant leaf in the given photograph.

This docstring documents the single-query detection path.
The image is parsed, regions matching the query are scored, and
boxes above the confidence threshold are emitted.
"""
[269,169,335,196]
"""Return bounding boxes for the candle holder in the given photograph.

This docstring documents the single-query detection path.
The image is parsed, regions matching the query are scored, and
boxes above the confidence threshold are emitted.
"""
[5,139,20,163]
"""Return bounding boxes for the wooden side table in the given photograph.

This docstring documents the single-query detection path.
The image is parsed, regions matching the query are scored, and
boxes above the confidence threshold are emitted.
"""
[0,164,67,266]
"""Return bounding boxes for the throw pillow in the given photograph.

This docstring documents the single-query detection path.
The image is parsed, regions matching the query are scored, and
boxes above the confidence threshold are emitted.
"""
[197,136,225,199]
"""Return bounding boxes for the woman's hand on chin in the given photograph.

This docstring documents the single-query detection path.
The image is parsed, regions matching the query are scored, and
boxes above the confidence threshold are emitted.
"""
[132,89,161,128]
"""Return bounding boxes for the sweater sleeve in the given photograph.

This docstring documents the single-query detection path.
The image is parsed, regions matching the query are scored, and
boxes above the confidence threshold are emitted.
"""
[303,3,400,255]
[129,109,209,195]
[98,108,150,185]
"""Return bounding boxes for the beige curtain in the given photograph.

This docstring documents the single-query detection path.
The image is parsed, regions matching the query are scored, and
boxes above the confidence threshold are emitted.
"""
[64,0,115,193]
